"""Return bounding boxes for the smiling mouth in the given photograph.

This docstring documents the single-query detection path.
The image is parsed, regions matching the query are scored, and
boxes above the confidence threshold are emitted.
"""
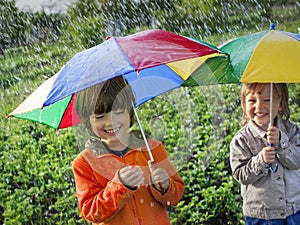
[255,112,267,118]
[105,127,120,135]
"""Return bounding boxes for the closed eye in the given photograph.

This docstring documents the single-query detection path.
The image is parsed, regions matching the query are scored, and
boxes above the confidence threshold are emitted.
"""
[114,110,125,115]
[247,99,256,103]
[94,114,105,120]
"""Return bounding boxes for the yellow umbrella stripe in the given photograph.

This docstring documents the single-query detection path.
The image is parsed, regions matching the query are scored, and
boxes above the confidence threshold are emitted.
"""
[241,30,300,83]
[166,53,222,80]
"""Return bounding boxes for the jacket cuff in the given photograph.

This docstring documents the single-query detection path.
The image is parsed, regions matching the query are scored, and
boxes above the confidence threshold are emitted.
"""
[256,153,269,175]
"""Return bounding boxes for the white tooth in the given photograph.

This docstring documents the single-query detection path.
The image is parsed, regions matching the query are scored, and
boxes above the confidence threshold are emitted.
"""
[106,128,120,133]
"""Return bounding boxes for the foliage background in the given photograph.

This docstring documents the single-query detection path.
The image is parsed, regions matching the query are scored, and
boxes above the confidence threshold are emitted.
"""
[0,0,300,224]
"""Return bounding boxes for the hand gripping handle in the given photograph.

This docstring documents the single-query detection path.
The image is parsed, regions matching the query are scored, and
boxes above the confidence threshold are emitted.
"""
[148,160,165,193]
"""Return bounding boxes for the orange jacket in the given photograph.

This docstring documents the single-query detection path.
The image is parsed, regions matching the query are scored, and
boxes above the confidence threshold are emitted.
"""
[72,133,184,225]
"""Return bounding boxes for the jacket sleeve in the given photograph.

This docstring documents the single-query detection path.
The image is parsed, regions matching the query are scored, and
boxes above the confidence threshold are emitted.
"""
[148,142,185,206]
[230,134,269,185]
[72,151,135,223]
[276,123,300,170]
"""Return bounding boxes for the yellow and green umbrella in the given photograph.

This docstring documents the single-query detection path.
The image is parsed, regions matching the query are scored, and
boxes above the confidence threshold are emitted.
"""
[219,24,300,83]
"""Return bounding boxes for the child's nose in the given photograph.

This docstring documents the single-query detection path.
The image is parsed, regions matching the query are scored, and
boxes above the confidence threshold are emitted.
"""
[104,115,115,126]
[101,116,112,126]
[255,100,264,108]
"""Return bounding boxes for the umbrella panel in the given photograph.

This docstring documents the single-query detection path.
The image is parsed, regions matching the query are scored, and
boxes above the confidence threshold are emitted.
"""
[11,95,80,129]
[220,29,300,83]
[43,29,223,107]
[241,31,300,83]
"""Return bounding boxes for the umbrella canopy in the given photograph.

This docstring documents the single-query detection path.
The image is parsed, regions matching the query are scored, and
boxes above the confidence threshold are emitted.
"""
[8,29,229,129]
[219,24,300,83]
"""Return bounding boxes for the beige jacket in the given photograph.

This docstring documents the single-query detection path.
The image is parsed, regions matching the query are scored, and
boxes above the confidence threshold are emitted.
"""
[230,118,300,219]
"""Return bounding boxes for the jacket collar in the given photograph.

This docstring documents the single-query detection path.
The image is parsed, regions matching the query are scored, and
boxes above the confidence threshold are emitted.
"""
[248,117,281,139]
[248,120,267,138]
[85,130,148,156]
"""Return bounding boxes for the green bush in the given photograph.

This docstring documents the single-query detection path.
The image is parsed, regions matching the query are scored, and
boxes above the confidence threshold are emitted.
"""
[0,124,86,224]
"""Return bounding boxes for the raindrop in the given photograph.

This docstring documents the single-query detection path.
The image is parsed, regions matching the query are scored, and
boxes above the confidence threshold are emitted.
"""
[56,130,63,159]
[150,202,154,207]
[38,107,45,124]
[140,198,144,204]
[9,153,15,161]
[167,201,170,206]
[6,117,10,131]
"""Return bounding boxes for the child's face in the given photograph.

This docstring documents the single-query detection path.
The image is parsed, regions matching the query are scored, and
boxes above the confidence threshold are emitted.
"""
[89,109,131,150]
[245,84,281,131]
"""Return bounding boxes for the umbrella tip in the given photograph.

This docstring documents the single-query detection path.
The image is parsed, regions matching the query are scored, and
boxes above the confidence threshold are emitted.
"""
[270,23,275,30]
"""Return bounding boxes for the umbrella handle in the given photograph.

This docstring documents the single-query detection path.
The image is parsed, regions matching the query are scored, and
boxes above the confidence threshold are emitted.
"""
[269,83,274,128]
[269,163,278,173]
[148,160,166,193]
[268,83,278,173]
[130,100,165,192]
[269,143,278,173]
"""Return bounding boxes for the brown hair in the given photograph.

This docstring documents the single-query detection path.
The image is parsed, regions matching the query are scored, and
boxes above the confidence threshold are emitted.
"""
[240,83,290,127]
[75,76,135,135]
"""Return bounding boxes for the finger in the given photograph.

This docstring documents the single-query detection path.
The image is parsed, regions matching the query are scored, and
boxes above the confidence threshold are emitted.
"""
[126,173,145,187]
[266,153,276,162]
[132,175,145,186]
[120,165,133,174]
[267,158,275,163]
[120,166,138,180]
[127,166,143,176]
[268,135,279,141]
[124,167,143,180]
[153,169,169,182]
[121,165,142,175]
[129,168,144,179]
[266,145,276,151]
[158,180,170,190]
[268,126,278,132]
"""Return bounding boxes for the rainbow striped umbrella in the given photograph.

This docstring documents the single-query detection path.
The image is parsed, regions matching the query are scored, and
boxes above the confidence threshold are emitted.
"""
[8,29,230,129]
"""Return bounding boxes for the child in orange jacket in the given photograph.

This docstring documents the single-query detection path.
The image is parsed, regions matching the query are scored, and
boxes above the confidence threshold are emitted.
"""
[72,76,184,225]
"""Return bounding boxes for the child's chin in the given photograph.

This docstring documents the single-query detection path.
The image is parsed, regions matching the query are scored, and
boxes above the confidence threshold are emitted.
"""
[254,121,268,130]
